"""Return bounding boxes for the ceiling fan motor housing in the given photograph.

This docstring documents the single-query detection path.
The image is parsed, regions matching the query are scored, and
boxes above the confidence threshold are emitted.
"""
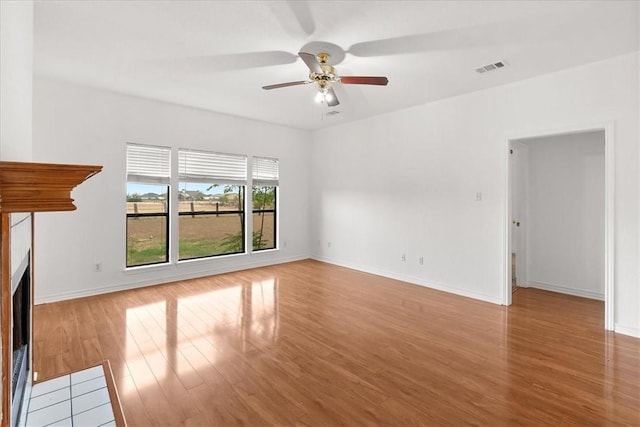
[310,53,337,88]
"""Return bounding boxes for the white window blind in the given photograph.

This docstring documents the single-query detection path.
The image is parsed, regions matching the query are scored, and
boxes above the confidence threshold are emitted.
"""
[126,143,171,183]
[178,149,247,184]
[252,157,279,186]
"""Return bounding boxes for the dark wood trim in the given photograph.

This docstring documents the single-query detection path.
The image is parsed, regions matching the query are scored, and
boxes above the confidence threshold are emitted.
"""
[103,360,127,427]
[29,214,34,388]
[0,161,102,213]
[1,213,11,426]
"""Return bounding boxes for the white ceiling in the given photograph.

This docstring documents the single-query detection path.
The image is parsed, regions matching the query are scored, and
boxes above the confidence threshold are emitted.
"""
[33,1,639,131]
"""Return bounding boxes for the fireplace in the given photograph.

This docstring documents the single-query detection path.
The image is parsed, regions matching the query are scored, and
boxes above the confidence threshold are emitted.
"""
[11,254,30,427]
[0,161,102,424]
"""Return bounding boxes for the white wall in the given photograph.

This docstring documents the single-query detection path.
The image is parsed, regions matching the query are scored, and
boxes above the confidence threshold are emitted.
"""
[0,0,35,273]
[522,132,605,299]
[32,77,311,303]
[0,0,33,161]
[311,52,639,337]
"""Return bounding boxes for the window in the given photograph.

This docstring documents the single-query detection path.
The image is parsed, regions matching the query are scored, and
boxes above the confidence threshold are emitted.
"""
[125,145,278,267]
[126,144,171,267]
[252,157,278,251]
[178,149,247,260]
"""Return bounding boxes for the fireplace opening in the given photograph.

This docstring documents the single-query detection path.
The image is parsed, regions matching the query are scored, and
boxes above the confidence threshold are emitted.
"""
[11,254,30,426]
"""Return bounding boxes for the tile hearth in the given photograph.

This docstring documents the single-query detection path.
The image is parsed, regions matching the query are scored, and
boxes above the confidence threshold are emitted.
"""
[25,364,119,427]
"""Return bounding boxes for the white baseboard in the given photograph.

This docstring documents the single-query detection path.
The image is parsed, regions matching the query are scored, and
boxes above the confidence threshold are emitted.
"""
[526,280,604,301]
[614,323,640,338]
[35,255,309,304]
[312,255,503,305]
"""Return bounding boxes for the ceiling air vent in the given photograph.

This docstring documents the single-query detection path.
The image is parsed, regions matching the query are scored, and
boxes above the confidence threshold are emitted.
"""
[476,61,507,74]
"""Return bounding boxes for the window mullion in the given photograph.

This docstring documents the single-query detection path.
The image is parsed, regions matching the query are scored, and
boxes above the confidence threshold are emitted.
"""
[247,157,254,255]
[169,146,180,264]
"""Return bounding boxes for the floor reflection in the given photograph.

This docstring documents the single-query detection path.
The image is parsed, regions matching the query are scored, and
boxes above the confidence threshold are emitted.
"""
[497,289,639,425]
[122,278,279,395]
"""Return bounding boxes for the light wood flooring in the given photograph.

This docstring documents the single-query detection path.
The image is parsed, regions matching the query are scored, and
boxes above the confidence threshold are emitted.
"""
[33,259,640,426]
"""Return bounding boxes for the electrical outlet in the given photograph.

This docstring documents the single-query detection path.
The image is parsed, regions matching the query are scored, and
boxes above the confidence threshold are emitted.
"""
[419,257,424,265]
[94,262,103,272]
[401,253,406,262]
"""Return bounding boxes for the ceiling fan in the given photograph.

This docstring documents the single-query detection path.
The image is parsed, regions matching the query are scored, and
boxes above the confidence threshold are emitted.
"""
[262,52,389,107]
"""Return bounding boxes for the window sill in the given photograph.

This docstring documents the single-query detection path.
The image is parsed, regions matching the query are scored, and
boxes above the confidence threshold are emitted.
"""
[123,248,280,273]
[124,262,173,274]
[251,248,280,255]
[177,251,247,265]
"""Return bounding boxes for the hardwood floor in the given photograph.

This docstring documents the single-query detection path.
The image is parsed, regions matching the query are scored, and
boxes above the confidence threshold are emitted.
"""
[33,260,639,426]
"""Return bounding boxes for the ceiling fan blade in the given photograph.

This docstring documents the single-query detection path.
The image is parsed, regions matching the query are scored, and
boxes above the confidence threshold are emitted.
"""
[287,1,316,36]
[299,52,322,74]
[150,51,298,73]
[262,80,310,90]
[340,76,389,86]
[348,33,452,58]
[266,1,315,37]
[346,11,570,58]
[326,87,340,107]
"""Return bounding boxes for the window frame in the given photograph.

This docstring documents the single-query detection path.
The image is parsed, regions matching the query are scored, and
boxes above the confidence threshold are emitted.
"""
[251,157,279,252]
[125,145,281,269]
[251,185,277,252]
[177,149,248,261]
[177,183,246,261]
[125,144,172,268]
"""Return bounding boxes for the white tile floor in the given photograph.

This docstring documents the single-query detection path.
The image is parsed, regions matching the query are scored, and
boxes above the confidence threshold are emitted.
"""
[26,365,116,427]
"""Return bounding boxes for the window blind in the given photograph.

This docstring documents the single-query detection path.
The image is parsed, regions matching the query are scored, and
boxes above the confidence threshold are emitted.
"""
[178,149,247,184]
[126,143,171,183]
[252,157,279,186]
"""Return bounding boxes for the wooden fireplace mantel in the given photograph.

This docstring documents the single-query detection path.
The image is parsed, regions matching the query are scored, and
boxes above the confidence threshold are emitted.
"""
[0,161,103,213]
[0,161,102,426]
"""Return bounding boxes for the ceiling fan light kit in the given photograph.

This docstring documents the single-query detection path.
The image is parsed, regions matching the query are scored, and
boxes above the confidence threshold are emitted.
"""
[262,51,389,107]
[314,88,334,105]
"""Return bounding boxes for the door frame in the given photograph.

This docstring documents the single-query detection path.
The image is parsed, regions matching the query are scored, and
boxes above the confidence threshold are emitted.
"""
[509,141,529,290]
[503,121,614,330]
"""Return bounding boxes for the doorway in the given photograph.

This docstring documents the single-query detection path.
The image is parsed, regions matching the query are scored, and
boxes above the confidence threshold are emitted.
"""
[509,141,528,292]
[504,123,614,330]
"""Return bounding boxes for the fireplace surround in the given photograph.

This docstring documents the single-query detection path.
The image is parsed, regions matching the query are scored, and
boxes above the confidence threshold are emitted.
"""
[11,254,30,427]
[0,161,101,425]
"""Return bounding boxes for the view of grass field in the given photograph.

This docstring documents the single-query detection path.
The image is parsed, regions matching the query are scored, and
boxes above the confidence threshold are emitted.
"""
[126,187,275,267]
[126,216,168,266]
